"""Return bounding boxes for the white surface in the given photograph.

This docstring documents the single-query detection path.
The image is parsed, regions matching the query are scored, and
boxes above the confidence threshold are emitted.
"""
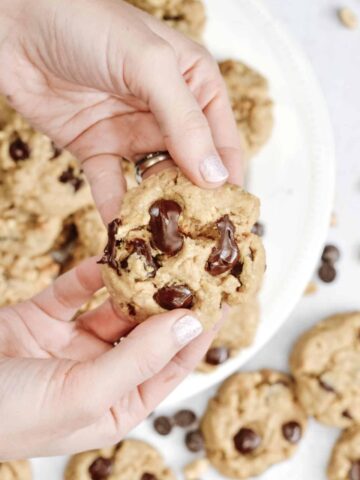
[31,0,360,478]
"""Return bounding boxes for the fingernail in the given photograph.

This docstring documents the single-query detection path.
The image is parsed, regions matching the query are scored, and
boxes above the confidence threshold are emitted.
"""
[173,315,203,346]
[200,155,229,183]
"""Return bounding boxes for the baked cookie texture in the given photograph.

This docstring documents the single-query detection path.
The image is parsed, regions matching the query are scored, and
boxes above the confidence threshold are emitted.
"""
[197,299,260,372]
[327,427,360,480]
[125,0,206,42]
[201,370,307,479]
[290,312,360,428]
[65,439,176,480]
[100,168,265,329]
[0,460,32,479]
[220,60,274,160]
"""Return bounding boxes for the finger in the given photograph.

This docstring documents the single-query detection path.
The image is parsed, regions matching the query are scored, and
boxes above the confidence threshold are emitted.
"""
[31,257,103,322]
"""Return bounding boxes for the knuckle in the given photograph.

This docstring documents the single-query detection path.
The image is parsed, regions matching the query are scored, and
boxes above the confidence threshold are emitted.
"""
[135,350,164,379]
[182,109,209,134]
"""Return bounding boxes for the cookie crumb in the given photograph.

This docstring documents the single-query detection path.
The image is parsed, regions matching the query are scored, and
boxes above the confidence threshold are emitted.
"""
[330,212,338,227]
[338,7,358,29]
[183,458,209,480]
[304,281,318,295]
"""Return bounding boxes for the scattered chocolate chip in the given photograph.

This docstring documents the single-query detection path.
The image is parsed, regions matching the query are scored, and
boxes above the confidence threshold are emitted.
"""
[129,238,158,274]
[154,284,194,310]
[141,474,157,480]
[153,416,173,436]
[319,378,335,392]
[321,244,340,264]
[282,421,302,444]
[9,137,30,161]
[318,263,337,283]
[350,461,360,480]
[251,221,265,237]
[233,428,261,454]
[58,166,84,192]
[88,457,113,480]
[98,219,122,274]
[205,346,229,365]
[173,409,197,428]
[149,199,184,255]
[342,409,353,420]
[51,142,62,159]
[185,429,204,453]
[206,215,240,276]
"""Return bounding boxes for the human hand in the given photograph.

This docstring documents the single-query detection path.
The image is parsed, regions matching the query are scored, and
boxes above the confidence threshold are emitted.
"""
[0,257,217,459]
[0,0,243,223]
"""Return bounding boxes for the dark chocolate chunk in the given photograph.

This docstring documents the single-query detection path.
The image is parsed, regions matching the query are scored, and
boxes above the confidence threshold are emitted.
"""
[129,238,157,274]
[318,263,337,283]
[127,303,136,316]
[173,409,197,428]
[350,461,360,480]
[149,199,183,255]
[98,219,122,274]
[282,421,302,444]
[342,409,353,420]
[233,428,261,454]
[51,222,78,269]
[88,457,113,480]
[154,284,194,310]
[251,222,265,237]
[163,14,184,21]
[321,244,340,264]
[153,416,173,436]
[58,166,84,192]
[231,261,243,278]
[205,346,229,365]
[319,378,335,392]
[206,215,240,276]
[9,137,30,161]
[185,429,204,452]
[141,474,157,480]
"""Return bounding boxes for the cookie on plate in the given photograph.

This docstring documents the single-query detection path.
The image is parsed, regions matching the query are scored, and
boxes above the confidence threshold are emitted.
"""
[327,427,360,480]
[201,370,307,479]
[65,439,176,480]
[125,0,206,42]
[0,460,32,479]
[220,60,274,160]
[100,168,265,330]
[290,312,360,428]
[197,298,260,372]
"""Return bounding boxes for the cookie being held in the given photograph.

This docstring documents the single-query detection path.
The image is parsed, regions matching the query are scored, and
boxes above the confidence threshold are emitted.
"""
[100,168,265,330]
[327,427,360,480]
[0,460,32,480]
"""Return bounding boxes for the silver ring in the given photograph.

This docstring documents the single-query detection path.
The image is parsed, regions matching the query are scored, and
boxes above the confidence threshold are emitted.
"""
[135,151,172,183]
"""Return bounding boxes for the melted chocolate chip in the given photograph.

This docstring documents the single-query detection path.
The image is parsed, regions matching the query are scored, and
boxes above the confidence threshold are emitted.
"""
[174,409,197,428]
[154,284,194,310]
[231,261,243,278]
[9,137,30,161]
[205,346,229,365]
[233,428,261,454]
[282,421,302,444]
[58,166,84,192]
[149,199,183,255]
[88,457,113,480]
[185,429,204,452]
[319,378,335,392]
[141,474,157,480]
[350,461,360,480]
[206,215,240,276]
[129,238,157,274]
[98,219,122,274]
[153,416,173,436]
[318,263,337,283]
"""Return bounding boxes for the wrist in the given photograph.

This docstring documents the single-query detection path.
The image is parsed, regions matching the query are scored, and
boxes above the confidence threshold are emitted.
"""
[0,0,24,48]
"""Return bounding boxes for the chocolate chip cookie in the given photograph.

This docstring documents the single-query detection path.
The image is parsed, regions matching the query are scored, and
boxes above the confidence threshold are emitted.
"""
[328,427,360,480]
[100,168,265,329]
[290,312,360,428]
[220,60,274,160]
[201,370,307,479]
[65,439,176,480]
[198,298,260,372]
[0,460,32,479]
[125,0,206,42]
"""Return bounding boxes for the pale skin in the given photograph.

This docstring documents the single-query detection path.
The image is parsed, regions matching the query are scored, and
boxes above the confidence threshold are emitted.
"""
[0,0,243,459]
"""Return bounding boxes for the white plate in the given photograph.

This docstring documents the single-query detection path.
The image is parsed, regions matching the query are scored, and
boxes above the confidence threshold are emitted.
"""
[32,0,335,476]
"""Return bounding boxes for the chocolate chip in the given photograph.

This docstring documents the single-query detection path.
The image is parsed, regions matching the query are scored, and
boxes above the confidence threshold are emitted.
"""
[205,346,229,365]
[58,166,84,192]
[173,409,197,428]
[251,222,265,237]
[350,461,360,480]
[127,303,136,316]
[318,263,337,283]
[321,244,340,264]
[185,429,204,452]
[149,199,183,255]
[342,409,353,420]
[154,284,194,310]
[129,238,158,274]
[153,416,173,435]
[98,219,122,274]
[282,421,302,444]
[319,378,335,392]
[141,474,157,480]
[88,457,113,480]
[9,137,30,161]
[233,428,261,454]
[231,261,243,278]
[51,142,62,159]
[206,215,240,276]
[163,14,184,21]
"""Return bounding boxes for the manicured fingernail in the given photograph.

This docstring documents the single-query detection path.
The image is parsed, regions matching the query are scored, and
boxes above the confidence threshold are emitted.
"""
[173,315,203,346]
[200,155,229,183]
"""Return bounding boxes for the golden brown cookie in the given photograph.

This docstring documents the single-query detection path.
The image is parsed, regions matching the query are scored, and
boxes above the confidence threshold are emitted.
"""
[327,427,360,480]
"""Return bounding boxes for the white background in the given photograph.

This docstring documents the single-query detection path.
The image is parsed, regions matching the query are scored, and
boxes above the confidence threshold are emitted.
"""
[32,0,360,478]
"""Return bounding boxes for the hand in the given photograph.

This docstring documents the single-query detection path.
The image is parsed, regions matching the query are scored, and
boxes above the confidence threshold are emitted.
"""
[0,257,216,459]
[0,0,243,223]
